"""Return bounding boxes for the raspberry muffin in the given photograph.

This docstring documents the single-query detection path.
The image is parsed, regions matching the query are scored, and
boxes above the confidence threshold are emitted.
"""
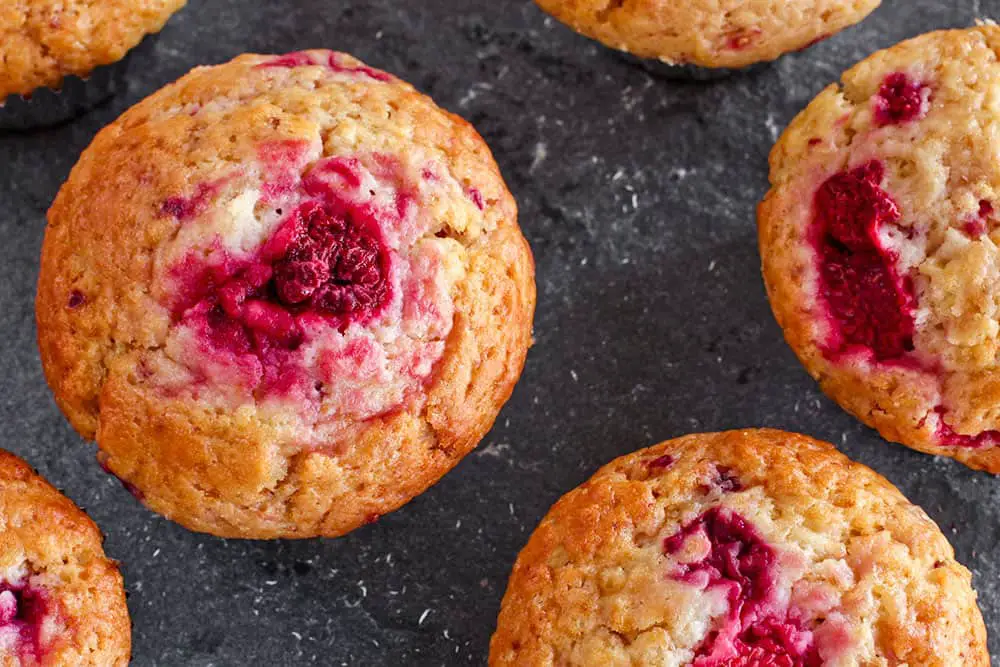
[533,0,881,69]
[759,26,1000,473]
[0,0,184,99]
[0,450,130,665]
[490,429,988,666]
[37,50,536,539]
[0,0,185,129]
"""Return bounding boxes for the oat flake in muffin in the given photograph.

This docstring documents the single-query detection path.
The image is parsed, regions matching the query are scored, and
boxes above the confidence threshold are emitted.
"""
[759,25,1000,473]
[36,50,536,539]
[0,450,130,666]
[532,0,881,69]
[490,429,988,666]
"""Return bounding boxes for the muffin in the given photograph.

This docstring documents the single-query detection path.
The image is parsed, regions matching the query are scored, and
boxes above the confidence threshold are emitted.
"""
[0,0,186,130]
[533,0,881,69]
[36,50,536,539]
[0,450,130,665]
[490,429,988,666]
[759,25,1000,473]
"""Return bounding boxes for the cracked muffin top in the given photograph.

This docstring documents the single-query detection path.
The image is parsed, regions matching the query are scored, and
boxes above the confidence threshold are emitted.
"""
[0,0,186,99]
[532,0,881,69]
[760,25,1000,473]
[36,50,535,539]
[489,429,987,667]
[0,450,130,666]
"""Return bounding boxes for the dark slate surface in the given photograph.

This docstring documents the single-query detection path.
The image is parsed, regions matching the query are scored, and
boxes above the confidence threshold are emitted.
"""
[0,0,997,664]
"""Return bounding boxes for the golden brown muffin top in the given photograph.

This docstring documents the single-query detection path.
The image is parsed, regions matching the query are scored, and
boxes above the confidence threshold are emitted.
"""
[0,0,186,98]
[38,51,535,538]
[0,450,130,666]
[760,26,1000,472]
[533,0,880,68]
[491,429,987,666]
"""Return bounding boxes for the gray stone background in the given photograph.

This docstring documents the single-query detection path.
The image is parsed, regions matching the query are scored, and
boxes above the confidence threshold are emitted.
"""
[0,0,997,664]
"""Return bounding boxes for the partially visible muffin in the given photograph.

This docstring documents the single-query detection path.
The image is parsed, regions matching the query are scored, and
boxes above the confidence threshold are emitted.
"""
[534,0,880,69]
[0,450,130,666]
[37,50,536,539]
[0,0,185,100]
[760,25,1000,473]
[490,429,988,666]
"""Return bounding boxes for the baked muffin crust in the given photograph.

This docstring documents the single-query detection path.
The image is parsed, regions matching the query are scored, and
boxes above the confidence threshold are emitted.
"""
[0,450,130,666]
[490,429,987,666]
[760,25,1000,472]
[37,51,535,538]
[532,0,881,69]
[0,0,186,99]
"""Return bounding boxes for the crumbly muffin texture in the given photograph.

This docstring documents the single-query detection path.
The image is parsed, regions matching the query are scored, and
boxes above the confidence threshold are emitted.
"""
[0,451,130,666]
[0,0,186,99]
[37,50,535,538]
[532,0,881,69]
[759,25,1000,472]
[489,429,988,667]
